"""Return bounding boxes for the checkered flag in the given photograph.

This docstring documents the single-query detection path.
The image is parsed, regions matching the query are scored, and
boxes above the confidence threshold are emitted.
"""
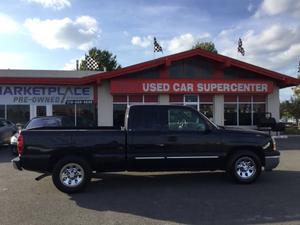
[154,37,163,53]
[85,55,99,70]
[237,38,245,56]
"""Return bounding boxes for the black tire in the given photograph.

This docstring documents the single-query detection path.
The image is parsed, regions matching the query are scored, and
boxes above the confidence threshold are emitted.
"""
[52,156,91,193]
[227,150,262,184]
[11,145,17,155]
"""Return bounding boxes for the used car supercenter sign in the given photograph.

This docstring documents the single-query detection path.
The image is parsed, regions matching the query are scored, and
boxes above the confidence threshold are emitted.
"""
[110,79,273,94]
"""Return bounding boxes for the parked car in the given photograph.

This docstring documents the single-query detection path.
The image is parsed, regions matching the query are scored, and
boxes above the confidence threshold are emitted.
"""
[0,118,17,146]
[10,116,74,154]
[12,105,280,193]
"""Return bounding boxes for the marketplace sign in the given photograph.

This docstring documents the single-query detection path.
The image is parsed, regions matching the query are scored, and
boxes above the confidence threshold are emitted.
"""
[110,79,273,94]
[0,85,94,104]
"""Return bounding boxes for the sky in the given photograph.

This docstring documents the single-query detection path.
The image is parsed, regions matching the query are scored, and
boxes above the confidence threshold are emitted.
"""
[0,0,300,101]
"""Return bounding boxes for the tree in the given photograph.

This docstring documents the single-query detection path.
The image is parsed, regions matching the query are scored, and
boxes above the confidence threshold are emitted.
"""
[192,41,218,53]
[292,75,300,97]
[280,100,292,120]
[80,47,121,71]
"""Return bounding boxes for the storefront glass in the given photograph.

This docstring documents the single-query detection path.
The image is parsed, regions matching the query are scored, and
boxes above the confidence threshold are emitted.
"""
[7,105,30,125]
[76,104,97,127]
[224,95,266,126]
[53,104,75,126]
[253,104,266,125]
[0,105,5,118]
[53,104,96,127]
[239,103,252,125]
[224,104,238,125]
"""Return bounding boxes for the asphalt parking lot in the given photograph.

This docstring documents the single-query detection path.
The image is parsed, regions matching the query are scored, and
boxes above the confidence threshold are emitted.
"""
[0,137,300,225]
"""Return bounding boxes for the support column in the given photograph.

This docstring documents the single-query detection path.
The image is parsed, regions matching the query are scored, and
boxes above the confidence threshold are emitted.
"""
[159,94,169,104]
[267,86,280,121]
[30,105,36,119]
[213,95,224,126]
[97,81,113,126]
[46,105,52,116]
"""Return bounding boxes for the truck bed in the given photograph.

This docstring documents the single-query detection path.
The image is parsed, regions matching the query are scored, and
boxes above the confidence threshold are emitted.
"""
[20,128,126,172]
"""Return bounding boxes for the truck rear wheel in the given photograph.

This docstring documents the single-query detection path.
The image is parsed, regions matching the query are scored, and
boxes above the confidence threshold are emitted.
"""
[52,156,91,193]
[227,151,262,184]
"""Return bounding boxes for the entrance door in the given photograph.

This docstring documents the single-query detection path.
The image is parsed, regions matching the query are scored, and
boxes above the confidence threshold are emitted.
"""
[36,105,47,117]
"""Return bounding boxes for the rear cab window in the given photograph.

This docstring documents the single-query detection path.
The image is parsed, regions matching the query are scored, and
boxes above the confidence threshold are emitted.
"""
[128,106,166,131]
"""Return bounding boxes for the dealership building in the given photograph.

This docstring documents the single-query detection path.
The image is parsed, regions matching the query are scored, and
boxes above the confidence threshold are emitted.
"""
[0,48,299,128]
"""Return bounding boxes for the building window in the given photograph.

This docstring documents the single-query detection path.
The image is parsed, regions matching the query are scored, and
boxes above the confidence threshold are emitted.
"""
[224,95,266,126]
[0,105,5,118]
[170,94,214,120]
[113,95,159,128]
[76,104,97,127]
[53,103,96,127]
[6,105,30,125]
[53,104,75,126]
[169,57,214,78]
[224,103,238,125]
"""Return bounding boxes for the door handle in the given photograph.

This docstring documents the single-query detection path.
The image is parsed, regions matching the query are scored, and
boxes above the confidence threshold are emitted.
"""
[156,144,165,147]
[167,136,177,142]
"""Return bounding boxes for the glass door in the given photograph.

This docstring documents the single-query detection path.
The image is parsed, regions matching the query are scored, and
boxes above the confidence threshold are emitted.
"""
[36,105,47,117]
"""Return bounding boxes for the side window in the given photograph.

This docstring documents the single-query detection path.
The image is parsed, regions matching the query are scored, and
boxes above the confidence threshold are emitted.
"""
[168,108,206,131]
[130,107,164,131]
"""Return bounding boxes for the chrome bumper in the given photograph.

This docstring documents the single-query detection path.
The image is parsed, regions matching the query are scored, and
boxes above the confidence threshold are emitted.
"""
[264,156,280,171]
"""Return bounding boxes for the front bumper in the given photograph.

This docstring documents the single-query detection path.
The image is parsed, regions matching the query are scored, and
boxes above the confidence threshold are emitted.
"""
[12,157,22,171]
[264,155,280,171]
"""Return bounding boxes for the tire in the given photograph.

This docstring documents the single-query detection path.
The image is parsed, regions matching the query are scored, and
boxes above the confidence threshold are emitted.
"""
[11,145,17,155]
[227,150,262,184]
[52,156,91,193]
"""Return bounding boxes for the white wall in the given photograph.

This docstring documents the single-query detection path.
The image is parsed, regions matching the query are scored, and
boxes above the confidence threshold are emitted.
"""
[267,85,280,121]
[97,80,113,126]
[213,95,224,126]
[159,94,169,104]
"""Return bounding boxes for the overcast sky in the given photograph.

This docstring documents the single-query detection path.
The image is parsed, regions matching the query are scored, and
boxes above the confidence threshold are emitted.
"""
[0,0,299,100]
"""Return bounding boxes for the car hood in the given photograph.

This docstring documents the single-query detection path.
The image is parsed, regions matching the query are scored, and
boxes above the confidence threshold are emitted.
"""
[219,126,270,138]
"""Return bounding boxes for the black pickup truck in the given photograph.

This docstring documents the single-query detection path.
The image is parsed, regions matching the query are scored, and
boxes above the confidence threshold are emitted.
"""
[12,105,280,193]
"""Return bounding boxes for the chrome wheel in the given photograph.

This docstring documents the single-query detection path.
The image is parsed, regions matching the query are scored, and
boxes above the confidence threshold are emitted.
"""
[59,163,84,187]
[235,156,257,179]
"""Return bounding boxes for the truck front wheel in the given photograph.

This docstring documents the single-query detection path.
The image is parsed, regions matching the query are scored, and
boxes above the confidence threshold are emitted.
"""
[227,151,262,184]
[52,156,91,193]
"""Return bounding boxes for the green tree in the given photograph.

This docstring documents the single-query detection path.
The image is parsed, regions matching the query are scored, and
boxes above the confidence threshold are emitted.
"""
[80,47,121,71]
[280,100,292,120]
[292,75,300,97]
[192,41,218,53]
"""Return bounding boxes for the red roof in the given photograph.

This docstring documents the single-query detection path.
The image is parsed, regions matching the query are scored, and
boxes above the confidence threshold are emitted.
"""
[0,48,299,87]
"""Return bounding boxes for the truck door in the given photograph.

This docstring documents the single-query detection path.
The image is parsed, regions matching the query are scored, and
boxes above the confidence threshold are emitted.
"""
[126,105,167,171]
[163,106,222,170]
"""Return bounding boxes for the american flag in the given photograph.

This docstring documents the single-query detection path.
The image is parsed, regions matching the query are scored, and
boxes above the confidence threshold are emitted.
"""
[85,55,99,70]
[237,38,245,56]
[154,37,163,53]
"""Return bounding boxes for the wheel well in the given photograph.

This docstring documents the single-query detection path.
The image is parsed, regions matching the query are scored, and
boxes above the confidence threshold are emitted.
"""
[226,147,265,166]
[49,152,93,172]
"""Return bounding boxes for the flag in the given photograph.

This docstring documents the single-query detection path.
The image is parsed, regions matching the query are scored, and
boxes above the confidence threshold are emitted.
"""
[237,38,245,56]
[298,61,300,73]
[85,55,99,70]
[154,37,163,53]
